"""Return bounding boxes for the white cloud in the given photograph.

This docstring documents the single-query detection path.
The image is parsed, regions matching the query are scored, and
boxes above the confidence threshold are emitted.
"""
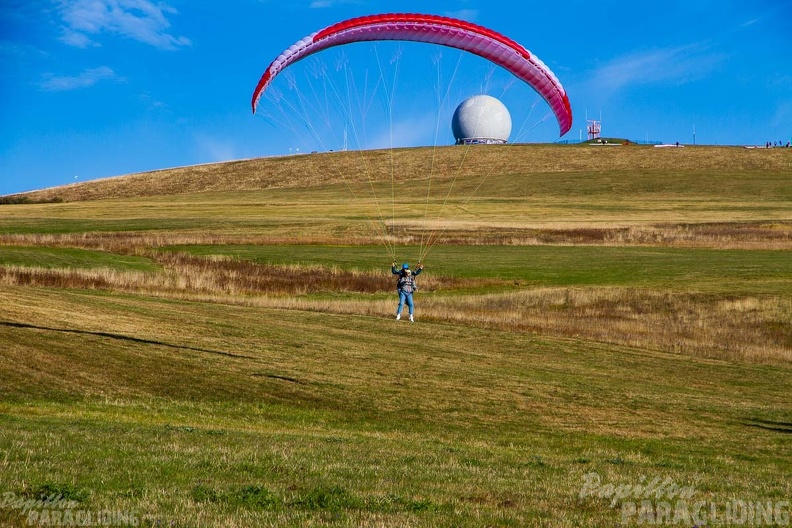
[57,0,191,50]
[59,28,99,48]
[40,66,120,91]
[586,44,725,95]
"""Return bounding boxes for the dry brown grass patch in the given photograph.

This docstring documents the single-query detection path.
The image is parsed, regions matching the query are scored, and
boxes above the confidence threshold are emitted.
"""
[4,256,787,363]
[0,254,470,297]
[416,288,792,363]
[2,221,790,251]
[12,145,792,203]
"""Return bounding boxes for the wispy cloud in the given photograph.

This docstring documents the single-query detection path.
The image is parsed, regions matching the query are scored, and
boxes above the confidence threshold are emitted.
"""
[59,28,99,48]
[40,66,121,91]
[138,91,167,110]
[738,3,792,32]
[444,9,479,22]
[586,44,725,95]
[194,135,237,162]
[57,0,191,50]
[309,0,361,8]
[771,100,792,129]
[366,114,438,150]
[0,41,49,59]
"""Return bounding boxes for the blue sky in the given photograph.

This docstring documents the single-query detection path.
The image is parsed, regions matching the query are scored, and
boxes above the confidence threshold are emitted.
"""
[1,0,790,195]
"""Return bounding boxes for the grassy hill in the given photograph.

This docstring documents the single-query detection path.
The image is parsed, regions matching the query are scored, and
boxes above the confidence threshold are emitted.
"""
[0,144,790,526]
[10,144,792,203]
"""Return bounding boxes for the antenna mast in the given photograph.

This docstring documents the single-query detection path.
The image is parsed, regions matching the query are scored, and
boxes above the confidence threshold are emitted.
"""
[586,110,602,141]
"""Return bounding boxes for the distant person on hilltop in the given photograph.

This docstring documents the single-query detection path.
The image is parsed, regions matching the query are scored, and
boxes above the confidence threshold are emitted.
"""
[391,262,423,322]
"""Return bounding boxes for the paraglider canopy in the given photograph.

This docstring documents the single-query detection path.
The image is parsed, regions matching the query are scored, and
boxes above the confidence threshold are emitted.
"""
[252,13,573,136]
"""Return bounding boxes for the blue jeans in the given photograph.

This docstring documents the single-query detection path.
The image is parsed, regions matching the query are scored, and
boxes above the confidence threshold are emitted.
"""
[397,290,414,315]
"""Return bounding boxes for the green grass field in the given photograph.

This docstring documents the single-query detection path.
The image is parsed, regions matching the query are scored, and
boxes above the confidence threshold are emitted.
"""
[168,243,792,294]
[0,145,790,527]
[0,247,159,271]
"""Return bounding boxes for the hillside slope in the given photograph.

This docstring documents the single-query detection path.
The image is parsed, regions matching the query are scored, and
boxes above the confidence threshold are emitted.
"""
[15,144,792,202]
[1,143,790,526]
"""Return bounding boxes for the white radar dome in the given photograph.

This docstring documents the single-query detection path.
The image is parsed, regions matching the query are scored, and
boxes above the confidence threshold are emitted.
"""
[451,95,512,145]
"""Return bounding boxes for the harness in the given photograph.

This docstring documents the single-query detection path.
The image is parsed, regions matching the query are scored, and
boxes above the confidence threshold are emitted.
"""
[397,273,417,294]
